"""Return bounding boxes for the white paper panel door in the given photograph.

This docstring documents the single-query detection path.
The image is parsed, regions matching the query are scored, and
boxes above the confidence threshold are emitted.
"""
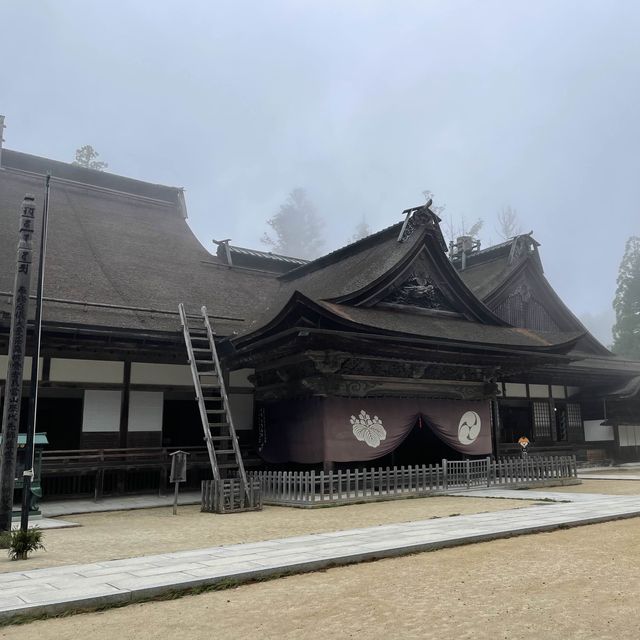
[82,390,122,433]
[128,391,164,432]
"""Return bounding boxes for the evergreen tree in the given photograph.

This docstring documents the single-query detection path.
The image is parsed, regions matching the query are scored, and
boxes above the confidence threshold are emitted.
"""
[262,188,325,259]
[612,236,640,358]
[350,217,371,242]
[73,145,108,171]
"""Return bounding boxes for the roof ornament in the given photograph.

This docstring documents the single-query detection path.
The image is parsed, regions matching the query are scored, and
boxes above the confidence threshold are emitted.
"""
[213,238,233,266]
[397,199,437,243]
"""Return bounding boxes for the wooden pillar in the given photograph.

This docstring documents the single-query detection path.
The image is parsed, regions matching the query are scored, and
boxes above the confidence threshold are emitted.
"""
[117,361,131,494]
[118,361,131,448]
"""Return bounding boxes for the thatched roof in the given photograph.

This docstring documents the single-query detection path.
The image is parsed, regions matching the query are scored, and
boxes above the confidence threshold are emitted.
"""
[0,150,280,336]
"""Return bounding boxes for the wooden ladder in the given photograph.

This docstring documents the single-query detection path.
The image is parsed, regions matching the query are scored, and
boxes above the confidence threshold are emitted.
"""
[178,304,248,493]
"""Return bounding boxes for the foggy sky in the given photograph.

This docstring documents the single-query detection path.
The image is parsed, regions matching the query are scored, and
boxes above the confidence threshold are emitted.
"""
[3,1,639,345]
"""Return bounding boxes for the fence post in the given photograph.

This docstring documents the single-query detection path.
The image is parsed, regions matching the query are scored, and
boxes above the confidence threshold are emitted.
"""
[442,459,448,491]
[486,456,491,487]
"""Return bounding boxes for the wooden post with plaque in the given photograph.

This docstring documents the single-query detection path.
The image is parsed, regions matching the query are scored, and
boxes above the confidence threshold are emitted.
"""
[169,450,189,515]
[0,195,36,532]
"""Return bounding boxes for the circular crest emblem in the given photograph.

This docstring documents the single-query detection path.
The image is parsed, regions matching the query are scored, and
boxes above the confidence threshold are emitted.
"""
[458,411,481,445]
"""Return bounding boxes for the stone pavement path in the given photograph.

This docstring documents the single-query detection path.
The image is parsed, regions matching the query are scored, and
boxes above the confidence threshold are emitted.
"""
[2,488,640,623]
[578,473,640,481]
[41,492,201,518]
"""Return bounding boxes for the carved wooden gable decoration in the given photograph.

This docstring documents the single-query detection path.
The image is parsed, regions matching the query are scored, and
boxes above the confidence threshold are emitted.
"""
[378,253,458,313]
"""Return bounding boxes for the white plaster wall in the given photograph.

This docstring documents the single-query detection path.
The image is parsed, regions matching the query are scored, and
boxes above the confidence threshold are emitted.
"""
[82,390,122,432]
[0,356,43,380]
[584,420,614,442]
[619,425,640,447]
[50,359,124,384]
[229,368,255,389]
[504,383,527,398]
[551,385,566,399]
[529,384,550,398]
[130,363,192,386]
[128,391,164,432]
[229,393,254,430]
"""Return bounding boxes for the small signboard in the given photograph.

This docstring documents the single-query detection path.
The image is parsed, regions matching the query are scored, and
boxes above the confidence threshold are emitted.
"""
[169,450,189,515]
[170,450,188,484]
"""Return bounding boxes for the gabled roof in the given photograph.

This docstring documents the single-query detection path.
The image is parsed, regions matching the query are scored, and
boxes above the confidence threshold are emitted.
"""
[233,290,583,357]
[455,234,541,299]
[236,208,587,351]
[0,152,280,336]
[455,233,610,356]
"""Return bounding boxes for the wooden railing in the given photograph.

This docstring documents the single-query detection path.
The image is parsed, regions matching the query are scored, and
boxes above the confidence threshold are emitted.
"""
[253,464,445,506]
[41,447,214,499]
[39,450,578,504]
[250,455,578,507]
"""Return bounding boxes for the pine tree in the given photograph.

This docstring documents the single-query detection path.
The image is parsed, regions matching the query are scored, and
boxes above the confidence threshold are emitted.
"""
[262,188,325,259]
[612,236,640,358]
[72,145,108,171]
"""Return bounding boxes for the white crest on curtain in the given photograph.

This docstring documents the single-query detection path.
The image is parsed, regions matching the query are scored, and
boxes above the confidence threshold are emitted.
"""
[458,411,481,445]
[351,410,387,448]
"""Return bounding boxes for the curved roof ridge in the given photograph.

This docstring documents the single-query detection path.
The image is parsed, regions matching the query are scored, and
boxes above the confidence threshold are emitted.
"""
[278,220,405,281]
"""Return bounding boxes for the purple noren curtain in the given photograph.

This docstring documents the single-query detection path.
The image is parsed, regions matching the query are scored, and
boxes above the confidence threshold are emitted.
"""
[259,397,491,464]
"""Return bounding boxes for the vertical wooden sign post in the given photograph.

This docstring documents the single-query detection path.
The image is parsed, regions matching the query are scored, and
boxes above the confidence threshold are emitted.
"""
[169,450,189,515]
[0,195,37,532]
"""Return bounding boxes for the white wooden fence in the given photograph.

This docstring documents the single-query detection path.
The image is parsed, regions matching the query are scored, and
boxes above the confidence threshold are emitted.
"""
[249,455,577,507]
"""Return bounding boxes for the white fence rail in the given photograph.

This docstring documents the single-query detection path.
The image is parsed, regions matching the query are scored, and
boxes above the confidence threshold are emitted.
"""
[249,455,577,507]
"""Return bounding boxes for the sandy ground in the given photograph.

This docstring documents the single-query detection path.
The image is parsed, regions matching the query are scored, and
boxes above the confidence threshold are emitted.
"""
[544,479,640,495]
[0,495,532,573]
[580,468,640,476]
[3,515,639,640]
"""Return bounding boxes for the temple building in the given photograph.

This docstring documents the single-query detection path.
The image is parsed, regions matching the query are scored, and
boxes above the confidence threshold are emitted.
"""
[1,147,640,496]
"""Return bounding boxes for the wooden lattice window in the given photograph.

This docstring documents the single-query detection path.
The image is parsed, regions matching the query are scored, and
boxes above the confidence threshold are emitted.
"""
[567,403,583,440]
[532,401,552,439]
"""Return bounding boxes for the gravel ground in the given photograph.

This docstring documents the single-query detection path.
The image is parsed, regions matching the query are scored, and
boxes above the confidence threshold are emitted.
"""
[2,515,637,640]
[0,495,532,573]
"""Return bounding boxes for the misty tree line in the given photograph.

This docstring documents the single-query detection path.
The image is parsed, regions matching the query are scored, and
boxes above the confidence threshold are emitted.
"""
[262,187,522,261]
[73,145,639,357]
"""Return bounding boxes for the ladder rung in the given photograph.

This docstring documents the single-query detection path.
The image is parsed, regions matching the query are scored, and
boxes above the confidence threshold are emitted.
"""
[210,436,234,442]
[198,371,218,376]
[206,409,226,414]
[215,449,236,455]
[192,348,210,352]
[209,422,230,428]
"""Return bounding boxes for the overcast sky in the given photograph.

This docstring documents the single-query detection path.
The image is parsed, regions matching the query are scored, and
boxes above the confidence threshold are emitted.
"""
[3,1,639,344]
